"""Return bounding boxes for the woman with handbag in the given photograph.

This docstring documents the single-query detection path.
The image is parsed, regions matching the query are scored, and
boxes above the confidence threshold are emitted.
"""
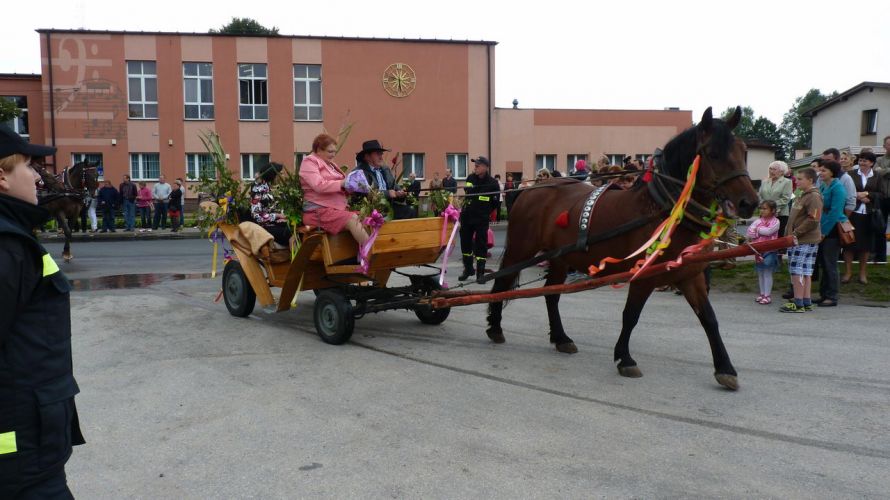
[843,151,883,284]
[814,159,849,307]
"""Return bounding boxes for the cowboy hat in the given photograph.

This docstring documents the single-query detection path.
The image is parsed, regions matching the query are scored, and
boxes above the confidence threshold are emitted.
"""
[357,139,391,155]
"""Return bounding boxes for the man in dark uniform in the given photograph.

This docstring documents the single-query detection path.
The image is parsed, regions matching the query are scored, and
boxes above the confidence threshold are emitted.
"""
[0,124,85,499]
[459,156,499,281]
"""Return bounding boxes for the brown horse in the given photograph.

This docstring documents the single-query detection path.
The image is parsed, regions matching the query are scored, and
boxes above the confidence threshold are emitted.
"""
[36,162,99,261]
[486,107,758,390]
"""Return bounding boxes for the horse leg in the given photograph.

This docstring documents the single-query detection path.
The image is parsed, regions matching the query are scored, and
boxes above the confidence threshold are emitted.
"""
[543,261,577,353]
[60,216,73,262]
[614,280,655,378]
[486,242,539,344]
[675,273,739,390]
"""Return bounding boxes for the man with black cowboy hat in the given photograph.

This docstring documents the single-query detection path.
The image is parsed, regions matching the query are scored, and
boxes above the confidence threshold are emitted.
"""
[0,123,85,498]
[459,155,499,281]
[352,139,405,205]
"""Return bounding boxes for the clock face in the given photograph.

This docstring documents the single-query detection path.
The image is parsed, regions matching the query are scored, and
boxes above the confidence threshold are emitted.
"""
[382,63,416,98]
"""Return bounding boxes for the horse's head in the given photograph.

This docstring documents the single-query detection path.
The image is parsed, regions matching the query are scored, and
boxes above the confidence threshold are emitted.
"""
[663,106,759,219]
[69,161,100,191]
[34,164,62,191]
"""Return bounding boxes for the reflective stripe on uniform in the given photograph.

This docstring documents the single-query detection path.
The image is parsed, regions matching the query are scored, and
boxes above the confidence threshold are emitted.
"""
[465,182,473,187]
[462,253,473,257]
[478,196,490,201]
[42,253,60,277]
[0,431,16,454]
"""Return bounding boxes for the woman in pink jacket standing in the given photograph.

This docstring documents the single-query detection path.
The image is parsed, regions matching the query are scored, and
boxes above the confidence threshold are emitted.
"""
[747,199,781,304]
[300,134,369,245]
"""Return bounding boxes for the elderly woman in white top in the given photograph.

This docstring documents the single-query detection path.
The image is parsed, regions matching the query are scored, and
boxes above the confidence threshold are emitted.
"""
[758,161,793,237]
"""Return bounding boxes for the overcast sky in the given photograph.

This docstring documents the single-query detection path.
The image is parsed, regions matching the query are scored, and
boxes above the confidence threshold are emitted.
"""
[6,0,889,125]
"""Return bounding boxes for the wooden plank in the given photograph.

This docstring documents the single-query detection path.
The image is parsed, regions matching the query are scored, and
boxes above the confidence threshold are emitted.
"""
[367,249,443,271]
[230,244,276,307]
[276,234,324,312]
[371,230,443,254]
[377,217,451,235]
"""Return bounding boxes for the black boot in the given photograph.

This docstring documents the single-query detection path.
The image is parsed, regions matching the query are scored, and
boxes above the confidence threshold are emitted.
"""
[476,259,486,281]
[458,256,474,281]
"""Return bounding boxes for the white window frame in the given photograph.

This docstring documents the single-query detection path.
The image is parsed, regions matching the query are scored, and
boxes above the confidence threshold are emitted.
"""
[183,62,214,120]
[567,154,588,172]
[127,61,158,119]
[402,153,425,180]
[293,64,322,121]
[446,153,468,179]
[606,154,625,166]
[862,109,878,135]
[186,153,215,180]
[241,153,270,180]
[536,154,557,172]
[2,96,29,139]
[238,63,268,121]
[130,153,160,181]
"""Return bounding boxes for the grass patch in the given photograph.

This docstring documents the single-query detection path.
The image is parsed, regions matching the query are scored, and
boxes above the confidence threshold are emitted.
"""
[711,261,890,303]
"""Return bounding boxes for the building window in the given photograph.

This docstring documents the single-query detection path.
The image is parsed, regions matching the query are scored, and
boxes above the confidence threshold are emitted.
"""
[402,153,425,179]
[294,64,322,121]
[606,154,625,166]
[446,153,468,179]
[241,153,270,180]
[183,62,214,120]
[127,61,158,119]
[295,152,309,168]
[862,109,878,136]
[535,154,557,172]
[186,153,215,180]
[567,154,588,172]
[635,154,652,165]
[2,96,29,139]
[238,64,268,121]
[72,153,103,180]
[130,153,160,180]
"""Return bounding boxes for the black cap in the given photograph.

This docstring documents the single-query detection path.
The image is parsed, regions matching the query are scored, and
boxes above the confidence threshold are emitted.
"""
[0,123,56,159]
[470,156,490,167]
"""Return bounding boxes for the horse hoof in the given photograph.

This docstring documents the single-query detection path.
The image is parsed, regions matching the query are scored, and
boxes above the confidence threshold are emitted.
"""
[715,373,739,391]
[618,365,643,378]
[63,255,72,262]
[555,342,578,354]
[486,328,506,344]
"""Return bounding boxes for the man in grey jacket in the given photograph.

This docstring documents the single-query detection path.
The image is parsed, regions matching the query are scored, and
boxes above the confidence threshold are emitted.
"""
[151,174,172,230]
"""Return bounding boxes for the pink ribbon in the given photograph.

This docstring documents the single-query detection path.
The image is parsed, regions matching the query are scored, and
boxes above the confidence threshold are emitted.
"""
[438,204,461,288]
[357,210,386,274]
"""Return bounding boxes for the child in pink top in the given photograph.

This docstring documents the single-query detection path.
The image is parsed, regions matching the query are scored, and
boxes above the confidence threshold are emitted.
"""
[747,200,781,304]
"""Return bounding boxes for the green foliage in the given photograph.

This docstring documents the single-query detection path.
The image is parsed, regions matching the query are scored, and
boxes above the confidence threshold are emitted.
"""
[189,131,250,233]
[780,88,838,152]
[272,166,303,227]
[0,98,21,123]
[210,17,279,35]
[349,188,392,220]
[428,189,450,213]
[722,106,786,160]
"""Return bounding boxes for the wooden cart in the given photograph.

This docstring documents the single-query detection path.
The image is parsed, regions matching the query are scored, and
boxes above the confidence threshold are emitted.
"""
[218,217,454,345]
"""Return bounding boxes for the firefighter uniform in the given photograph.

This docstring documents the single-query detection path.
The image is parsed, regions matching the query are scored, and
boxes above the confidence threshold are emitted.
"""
[459,157,499,281]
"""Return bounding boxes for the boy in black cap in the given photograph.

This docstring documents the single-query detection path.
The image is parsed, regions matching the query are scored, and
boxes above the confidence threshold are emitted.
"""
[0,124,85,498]
[459,156,499,281]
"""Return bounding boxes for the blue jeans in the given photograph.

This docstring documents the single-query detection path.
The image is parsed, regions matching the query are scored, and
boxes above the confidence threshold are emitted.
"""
[138,206,151,227]
[122,199,136,230]
[153,201,168,229]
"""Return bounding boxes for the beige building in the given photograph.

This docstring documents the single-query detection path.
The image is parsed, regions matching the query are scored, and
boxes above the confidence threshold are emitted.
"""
[808,81,890,154]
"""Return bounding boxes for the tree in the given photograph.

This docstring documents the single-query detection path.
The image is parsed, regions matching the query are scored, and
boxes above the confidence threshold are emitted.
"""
[722,106,787,160]
[210,17,279,36]
[0,98,21,124]
[779,88,837,154]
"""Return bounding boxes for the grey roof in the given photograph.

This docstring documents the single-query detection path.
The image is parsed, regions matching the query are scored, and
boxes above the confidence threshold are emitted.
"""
[803,82,890,117]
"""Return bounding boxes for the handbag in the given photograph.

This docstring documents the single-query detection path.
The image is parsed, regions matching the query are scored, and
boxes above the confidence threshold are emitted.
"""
[487,228,495,249]
[837,220,855,246]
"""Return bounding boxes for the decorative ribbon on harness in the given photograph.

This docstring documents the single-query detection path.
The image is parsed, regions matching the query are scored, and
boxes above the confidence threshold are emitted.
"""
[357,209,386,274]
[438,204,461,288]
[588,155,702,281]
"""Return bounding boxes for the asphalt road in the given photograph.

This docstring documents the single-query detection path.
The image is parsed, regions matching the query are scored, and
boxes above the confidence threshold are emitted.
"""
[49,231,890,498]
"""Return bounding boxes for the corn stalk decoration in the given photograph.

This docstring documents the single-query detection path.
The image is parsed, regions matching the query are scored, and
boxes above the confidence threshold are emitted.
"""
[190,131,251,233]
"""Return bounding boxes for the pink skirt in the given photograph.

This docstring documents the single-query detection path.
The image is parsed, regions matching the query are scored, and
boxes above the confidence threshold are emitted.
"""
[303,206,356,234]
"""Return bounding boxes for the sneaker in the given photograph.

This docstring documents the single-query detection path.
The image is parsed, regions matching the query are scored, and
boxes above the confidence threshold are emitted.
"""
[779,302,804,313]
[802,304,815,312]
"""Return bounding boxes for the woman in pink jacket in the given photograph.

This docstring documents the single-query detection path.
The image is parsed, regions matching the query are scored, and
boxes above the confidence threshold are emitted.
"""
[300,134,369,245]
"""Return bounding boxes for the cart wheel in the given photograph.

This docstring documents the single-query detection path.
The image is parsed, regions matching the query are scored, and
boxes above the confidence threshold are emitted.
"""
[413,277,451,325]
[313,289,355,345]
[223,261,256,317]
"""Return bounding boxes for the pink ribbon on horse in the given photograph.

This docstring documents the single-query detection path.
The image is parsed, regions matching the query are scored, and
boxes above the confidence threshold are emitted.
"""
[357,210,386,274]
[438,204,461,288]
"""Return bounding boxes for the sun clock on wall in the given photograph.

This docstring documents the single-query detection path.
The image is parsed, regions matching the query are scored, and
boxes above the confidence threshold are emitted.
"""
[382,63,416,98]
